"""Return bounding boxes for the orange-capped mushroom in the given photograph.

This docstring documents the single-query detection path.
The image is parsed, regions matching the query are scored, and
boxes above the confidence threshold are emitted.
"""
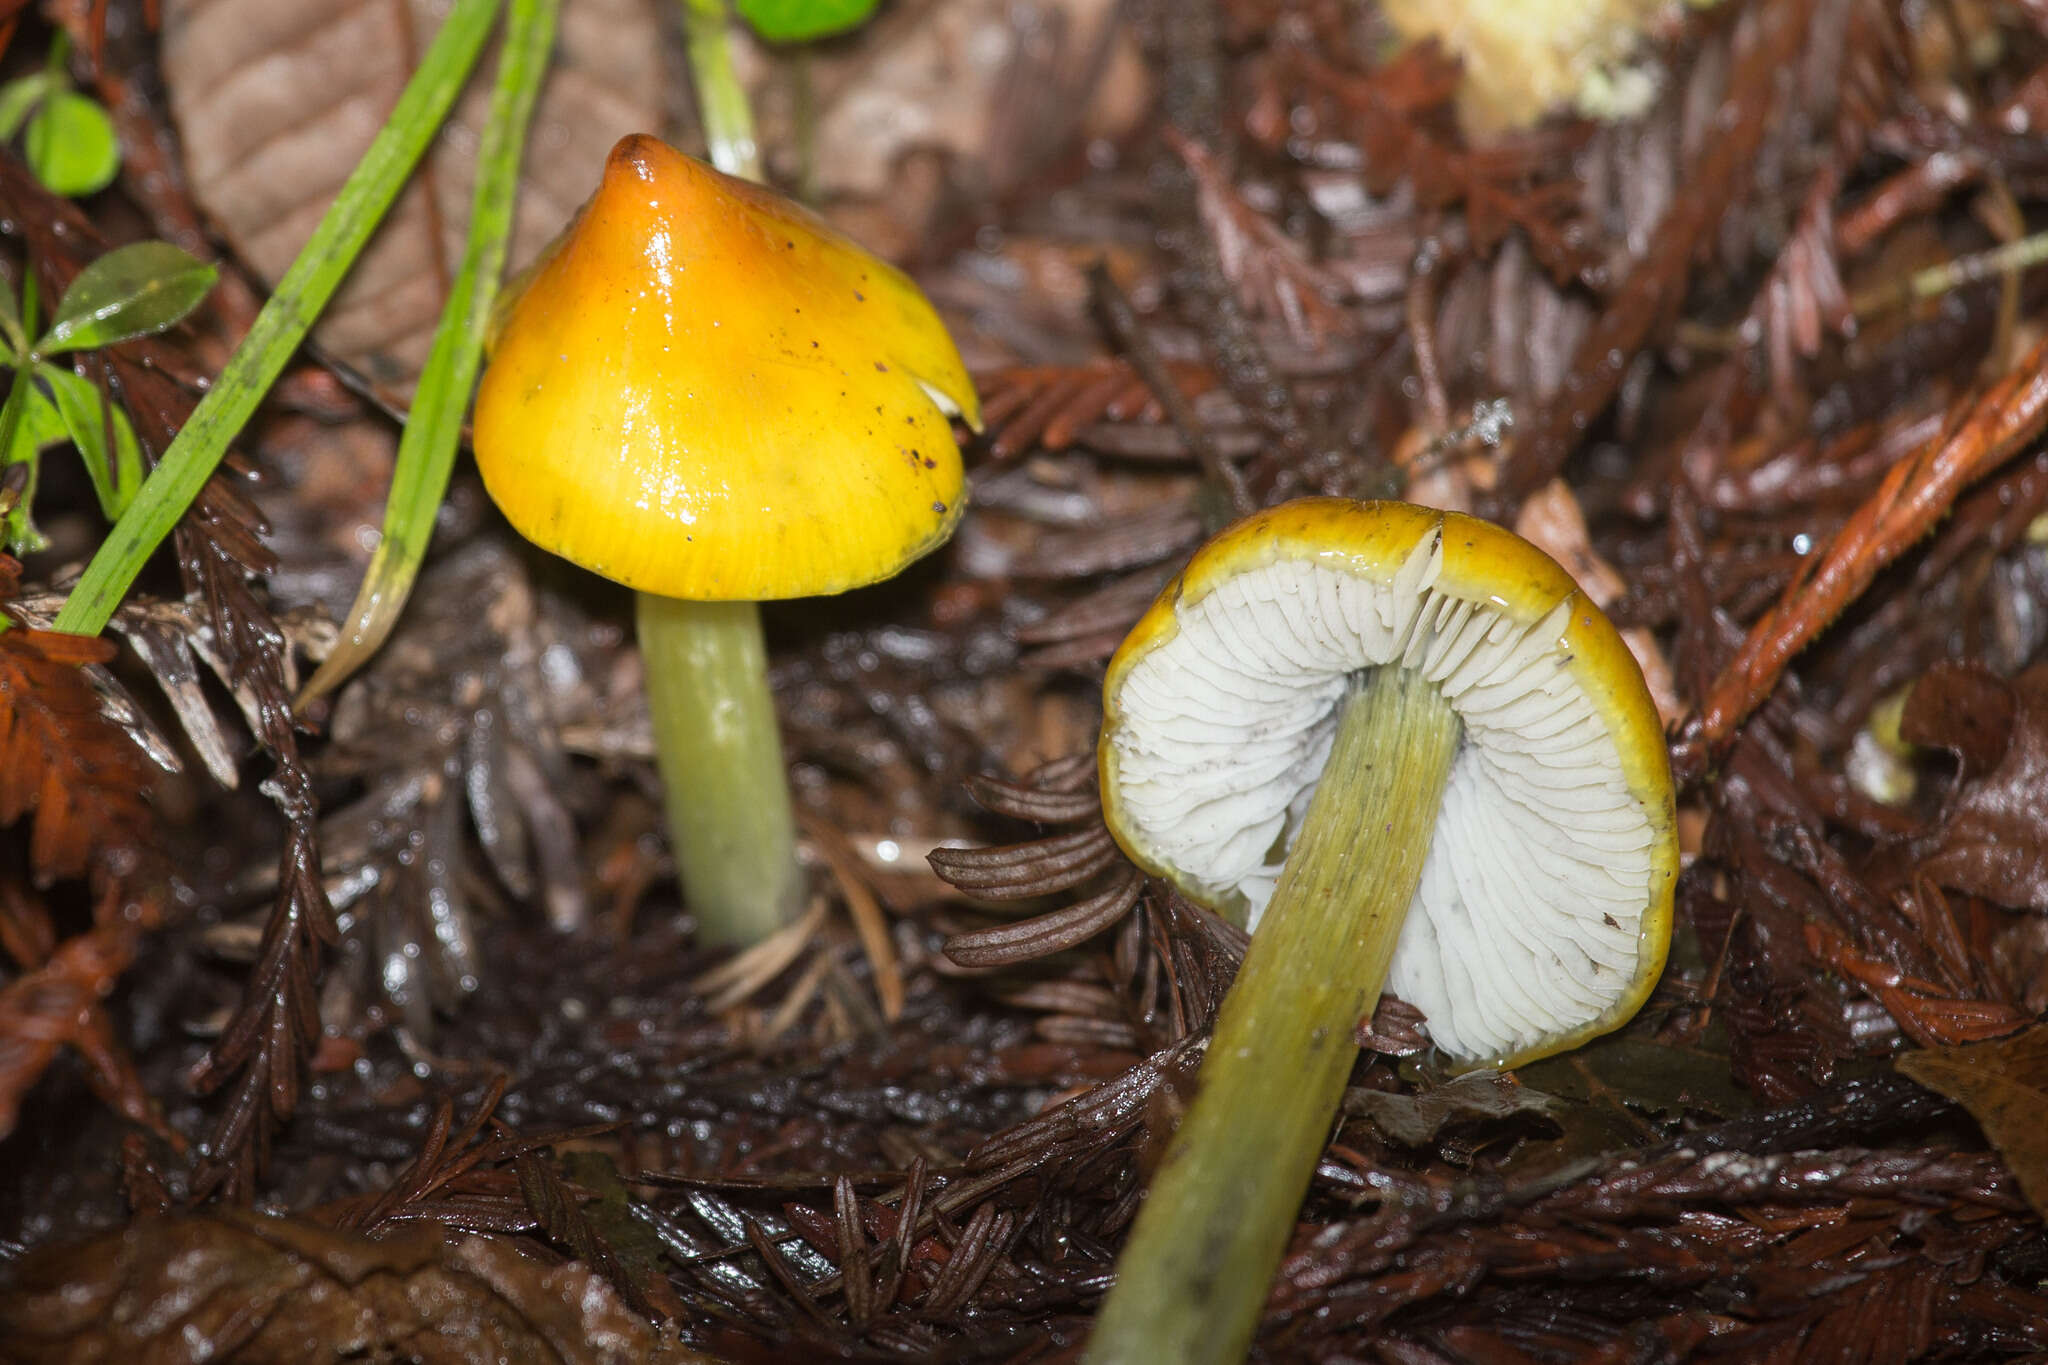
[475,134,978,602]
[473,135,980,946]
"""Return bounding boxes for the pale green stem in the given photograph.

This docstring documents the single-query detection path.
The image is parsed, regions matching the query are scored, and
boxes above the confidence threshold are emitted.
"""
[648,3,798,946]
[637,593,803,947]
[679,0,762,180]
[1085,665,1463,1365]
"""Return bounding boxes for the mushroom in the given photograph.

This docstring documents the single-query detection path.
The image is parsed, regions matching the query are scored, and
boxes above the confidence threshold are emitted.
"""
[1085,497,1676,1364]
[473,135,980,946]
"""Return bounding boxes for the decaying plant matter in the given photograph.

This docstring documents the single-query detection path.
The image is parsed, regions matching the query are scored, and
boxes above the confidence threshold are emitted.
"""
[0,536,166,1142]
[8,0,2048,1360]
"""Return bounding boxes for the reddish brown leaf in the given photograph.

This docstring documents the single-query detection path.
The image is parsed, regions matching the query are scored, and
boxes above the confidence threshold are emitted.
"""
[1896,662,2048,911]
[1806,920,2030,1049]
[1500,0,1822,501]
[1898,1024,2048,1219]
[0,922,142,1138]
[1292,47,1596,287]
[1166,128,1352,347]
[0,624,151,889]
[1899,659,2019,777]
[0,554,167,1141]
[1679,331,2048,778]
[977,359,1215,462]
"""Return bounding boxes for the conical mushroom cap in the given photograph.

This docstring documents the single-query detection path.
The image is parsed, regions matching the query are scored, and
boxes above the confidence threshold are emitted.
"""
[473,135,981,601]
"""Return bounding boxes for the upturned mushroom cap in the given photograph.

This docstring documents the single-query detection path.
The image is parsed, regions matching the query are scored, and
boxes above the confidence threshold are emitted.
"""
[1098,499,1677,1068]
[473,134,981,601]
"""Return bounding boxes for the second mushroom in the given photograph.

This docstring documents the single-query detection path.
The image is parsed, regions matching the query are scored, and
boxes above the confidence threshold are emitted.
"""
[1085,497,1678,1363]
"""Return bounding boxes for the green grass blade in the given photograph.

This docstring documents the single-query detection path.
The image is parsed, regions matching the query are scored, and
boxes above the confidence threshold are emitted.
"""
[51,0,504,637]
[298,0,560,706]
[680,0,762,179]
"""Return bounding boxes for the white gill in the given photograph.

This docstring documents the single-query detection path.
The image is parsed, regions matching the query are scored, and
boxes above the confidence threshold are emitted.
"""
[1108,534,1657,1064]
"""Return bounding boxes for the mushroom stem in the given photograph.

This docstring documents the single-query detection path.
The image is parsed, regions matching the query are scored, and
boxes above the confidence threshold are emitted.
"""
[1086,664,1463,1365]
[636,592,803,947]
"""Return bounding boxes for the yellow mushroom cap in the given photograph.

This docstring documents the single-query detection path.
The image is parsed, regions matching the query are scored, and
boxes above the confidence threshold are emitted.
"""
[473,135,982,601]
[1098,498,1678,1069]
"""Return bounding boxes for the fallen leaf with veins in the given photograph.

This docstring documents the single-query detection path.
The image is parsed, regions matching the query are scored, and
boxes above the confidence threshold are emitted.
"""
[1344,1070,1563,1147]
[0,1210,709,1365]
[1898,1024,2048,1219]
[1898,661,2048,911]
[159,0,664,391]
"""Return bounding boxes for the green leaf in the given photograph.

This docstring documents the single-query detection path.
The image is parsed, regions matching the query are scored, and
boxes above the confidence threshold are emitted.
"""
[0,364,84,550]
[40,241,218,356]
[0,73,52,141]
[23,90,119,198]
[734,0,878,43]
[8,368,71,452]
[37,363,143,519]
[299,0,559,704]
[3,227,38,365]
[0,362,58,553]
[53,0,502,639]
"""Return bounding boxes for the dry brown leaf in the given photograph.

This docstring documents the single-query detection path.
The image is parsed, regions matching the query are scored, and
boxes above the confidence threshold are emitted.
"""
[1897,1024,2048,1219]
[159,0,665,389]
[1342,1071,1562,1147]
[1166,127,1351,347]
[1679,332,2048,778]
[1512,477,1684,726]
[0,600,156,890]
[0,920,156,1140]
[1900,659,2020,780]
[740,0,1149,255]
[0,1210,709,1365]
[1897,661,2048,911]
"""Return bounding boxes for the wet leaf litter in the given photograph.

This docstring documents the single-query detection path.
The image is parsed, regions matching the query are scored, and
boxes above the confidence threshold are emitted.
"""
[5,0,2048,1361]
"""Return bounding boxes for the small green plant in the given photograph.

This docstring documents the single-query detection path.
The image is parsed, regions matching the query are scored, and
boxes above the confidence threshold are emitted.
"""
[0,241,217,552]
[733,0,880,42]
[0,34,120,198]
